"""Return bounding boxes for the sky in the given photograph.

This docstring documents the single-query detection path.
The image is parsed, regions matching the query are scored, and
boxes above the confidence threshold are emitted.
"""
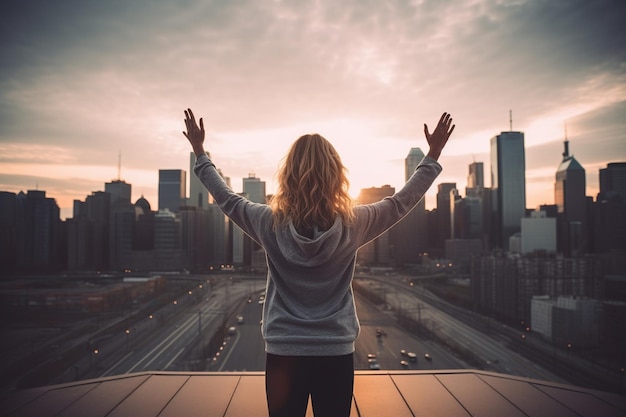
[1,0,625,219]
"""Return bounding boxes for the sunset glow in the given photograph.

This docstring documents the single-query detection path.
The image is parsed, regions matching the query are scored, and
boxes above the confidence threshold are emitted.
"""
[1,0,624,218]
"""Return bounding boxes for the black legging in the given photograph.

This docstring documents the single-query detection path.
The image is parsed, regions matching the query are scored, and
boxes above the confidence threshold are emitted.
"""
[265,353,354,417]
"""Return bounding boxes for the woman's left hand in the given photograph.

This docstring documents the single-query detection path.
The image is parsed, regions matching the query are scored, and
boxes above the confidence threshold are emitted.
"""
[183,108,206,156]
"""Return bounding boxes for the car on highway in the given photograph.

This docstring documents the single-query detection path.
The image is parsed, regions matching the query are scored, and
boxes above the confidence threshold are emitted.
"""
[407,352,417,362]
[424,353,432,361]
[228,326,237,335]
[400,360,409,368]
[367,359,380,370]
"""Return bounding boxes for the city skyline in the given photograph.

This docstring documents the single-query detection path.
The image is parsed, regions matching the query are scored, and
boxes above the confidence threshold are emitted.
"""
[1,138,624,221]
[1,1,625,218]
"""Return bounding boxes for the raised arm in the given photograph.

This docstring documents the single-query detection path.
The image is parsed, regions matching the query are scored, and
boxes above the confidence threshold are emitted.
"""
[424,112,455,161]
[183,108,207,157]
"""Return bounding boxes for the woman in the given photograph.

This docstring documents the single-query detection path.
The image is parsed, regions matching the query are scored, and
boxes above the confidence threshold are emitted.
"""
[183,109,454,417]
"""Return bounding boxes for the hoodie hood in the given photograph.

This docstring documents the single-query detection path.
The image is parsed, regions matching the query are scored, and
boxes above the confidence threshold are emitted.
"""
[276,216,344,267]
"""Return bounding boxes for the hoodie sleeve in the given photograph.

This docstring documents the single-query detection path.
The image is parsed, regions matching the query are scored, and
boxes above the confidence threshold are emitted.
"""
[193,153,271,244]
[353,155,442,247]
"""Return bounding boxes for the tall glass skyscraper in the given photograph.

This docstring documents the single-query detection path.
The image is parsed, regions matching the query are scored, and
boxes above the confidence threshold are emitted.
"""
[555,140,586,256]
[391,147,429,263]
[490,131,526,250]
[159,169,186,213]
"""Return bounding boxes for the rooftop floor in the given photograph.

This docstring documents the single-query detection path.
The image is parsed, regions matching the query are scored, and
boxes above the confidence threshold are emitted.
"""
[1,370,624,417]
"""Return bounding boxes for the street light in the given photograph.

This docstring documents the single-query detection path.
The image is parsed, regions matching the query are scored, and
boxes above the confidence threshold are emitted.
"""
[92,348,100,370]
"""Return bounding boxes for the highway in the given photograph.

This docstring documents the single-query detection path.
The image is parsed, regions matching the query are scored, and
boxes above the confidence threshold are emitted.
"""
[46,272,621,394]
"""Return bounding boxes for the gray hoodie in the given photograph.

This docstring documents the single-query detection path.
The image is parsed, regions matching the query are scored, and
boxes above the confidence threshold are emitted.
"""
[194,152,441,356]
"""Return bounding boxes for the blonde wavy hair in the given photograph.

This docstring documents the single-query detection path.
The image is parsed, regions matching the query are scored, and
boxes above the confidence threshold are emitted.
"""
[271,134,354,231]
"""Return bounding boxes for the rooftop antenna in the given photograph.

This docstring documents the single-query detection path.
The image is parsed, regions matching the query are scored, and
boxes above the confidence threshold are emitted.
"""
[509,109,513,131]
[563,122,570,158]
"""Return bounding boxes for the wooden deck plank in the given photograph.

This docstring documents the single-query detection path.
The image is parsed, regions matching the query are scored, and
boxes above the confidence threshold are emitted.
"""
[391,374,470,417]
[106,374,189,417]
[477,374,580,417]
[353,374,413,417]
[3,371,623,417]
[535,385,626,417]
[5,383,97,417]
[0,386,49,416]
[436,373,527,417]
[55,374,151,417]
[591,390,626,413]
[158,374,240,417]
[223,374,267,417]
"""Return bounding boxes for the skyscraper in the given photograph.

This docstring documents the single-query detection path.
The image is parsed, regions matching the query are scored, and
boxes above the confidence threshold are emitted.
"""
[67,191,110,270]
[594,162,626,254]
[0,191,17,271]
[490,131,526,250]
[467,161,484,194]
[357,185,395,265]
[555,139,586,256]
[465,161,486,242]
[243,173,266,203]
[390,148,428,264]
[598,162,626,203]
[15,190,62,270]
[189,152,209,208]
[436,182,456,248]
[106,179,134,270]
[159,169,186,213]
[105,179,131,206]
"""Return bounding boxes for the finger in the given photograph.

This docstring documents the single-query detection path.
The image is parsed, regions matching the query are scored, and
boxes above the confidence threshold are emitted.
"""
[424,123,430,138]
[200,117,204,131]
[448,124,456,135]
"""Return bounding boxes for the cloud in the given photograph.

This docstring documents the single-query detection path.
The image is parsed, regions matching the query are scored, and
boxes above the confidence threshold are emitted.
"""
[0,0,625,215]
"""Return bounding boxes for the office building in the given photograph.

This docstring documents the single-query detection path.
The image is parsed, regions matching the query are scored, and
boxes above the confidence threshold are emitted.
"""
[490,131,526,250]
[133,195,154,250]
[242,173,266,204]
[105,179,134,270]
[465,161,491,248]
[521,210,556,254]
[15,190,62,271]
[390,148,428,265]
[189,152,209,208]
[471,252,603,324]
[0,191,17,271]
[67,191,110,270]
[153,208,183,270]
[598,162,626,203]
[467,161,484,192]
[594,162,626,257]
[105,179,131,206]
[159,169,186,213]
[531,295,601,348]
[555,140,587,256]
[241,174,266,269]
[357,185,395,265]
[436,182,456,248]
